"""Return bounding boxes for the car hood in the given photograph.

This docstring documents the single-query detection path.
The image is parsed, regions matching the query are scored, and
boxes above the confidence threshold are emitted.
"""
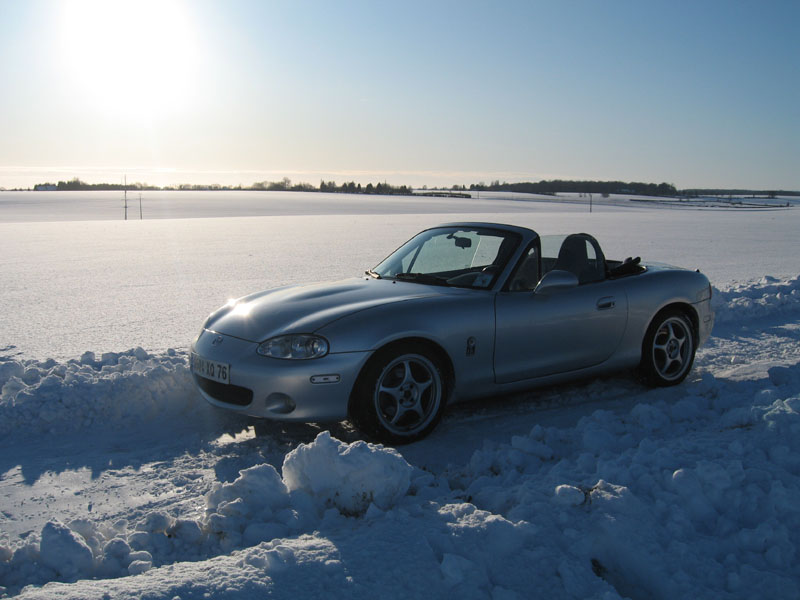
[204,277,441,342]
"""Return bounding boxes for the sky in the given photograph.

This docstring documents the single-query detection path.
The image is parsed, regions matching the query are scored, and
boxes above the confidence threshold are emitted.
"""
[0,0,798,190]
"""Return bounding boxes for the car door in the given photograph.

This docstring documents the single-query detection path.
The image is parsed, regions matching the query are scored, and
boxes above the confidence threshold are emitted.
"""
[493,278,628,384]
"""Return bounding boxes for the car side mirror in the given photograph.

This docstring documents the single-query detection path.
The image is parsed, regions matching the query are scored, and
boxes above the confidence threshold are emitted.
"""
[534,269,579,294]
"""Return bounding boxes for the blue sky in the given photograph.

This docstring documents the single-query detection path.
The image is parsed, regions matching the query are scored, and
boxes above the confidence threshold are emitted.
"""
[0,0,797,189]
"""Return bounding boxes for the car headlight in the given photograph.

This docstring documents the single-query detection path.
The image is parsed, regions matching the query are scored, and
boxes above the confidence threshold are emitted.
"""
[257,334,329,360]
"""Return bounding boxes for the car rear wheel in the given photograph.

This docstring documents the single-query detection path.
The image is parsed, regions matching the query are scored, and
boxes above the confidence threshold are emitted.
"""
[350,343,447,444]
[640,309,696,386]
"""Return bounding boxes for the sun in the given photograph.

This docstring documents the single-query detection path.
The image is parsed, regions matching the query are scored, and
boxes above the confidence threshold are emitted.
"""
[58,0,199,119]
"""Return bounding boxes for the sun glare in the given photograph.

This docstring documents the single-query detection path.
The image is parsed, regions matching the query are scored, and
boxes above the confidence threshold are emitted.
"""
[58,0,198,119]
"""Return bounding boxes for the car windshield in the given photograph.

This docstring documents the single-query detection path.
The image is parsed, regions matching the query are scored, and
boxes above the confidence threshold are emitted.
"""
[372,226,521,289]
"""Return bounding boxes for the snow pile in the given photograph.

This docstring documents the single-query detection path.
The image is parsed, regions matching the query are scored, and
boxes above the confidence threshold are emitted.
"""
[5,365,800,598]
[454,364,800,598]
[0,349,201,435]
[38,522,94,579]
[282,431,414,515]
[0,432,417,596]
[204,464,297,551]
[3,270,800,597]
[712,274,800,325]
[0,515,180,592]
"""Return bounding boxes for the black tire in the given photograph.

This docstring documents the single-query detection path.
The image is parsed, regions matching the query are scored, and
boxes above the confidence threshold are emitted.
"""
[350,342,447,444]
[640,309,696,386]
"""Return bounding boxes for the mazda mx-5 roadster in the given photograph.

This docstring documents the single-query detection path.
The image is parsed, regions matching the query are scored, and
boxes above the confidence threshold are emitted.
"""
[191,222,713,443]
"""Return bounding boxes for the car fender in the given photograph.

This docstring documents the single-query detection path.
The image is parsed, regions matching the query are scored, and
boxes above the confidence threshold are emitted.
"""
[315,291,496,401]
[617,267,712,363]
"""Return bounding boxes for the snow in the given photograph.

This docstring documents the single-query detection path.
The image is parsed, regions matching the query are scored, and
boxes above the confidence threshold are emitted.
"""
[282,432,413,515]
[0,190,569,223]
[37,522,93,579]
[712,275,800,325]
[0,349,195,437]
[1,192,799,598]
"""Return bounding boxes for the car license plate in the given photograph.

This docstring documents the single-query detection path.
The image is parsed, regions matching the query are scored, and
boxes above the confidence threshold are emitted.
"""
[191,353,230,384]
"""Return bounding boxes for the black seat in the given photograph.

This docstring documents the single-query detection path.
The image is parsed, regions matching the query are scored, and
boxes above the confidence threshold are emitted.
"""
[554,234,605,284]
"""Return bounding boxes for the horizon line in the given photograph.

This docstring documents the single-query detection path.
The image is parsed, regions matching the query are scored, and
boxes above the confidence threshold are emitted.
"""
[7,179,799,196]
[0,166,795,193]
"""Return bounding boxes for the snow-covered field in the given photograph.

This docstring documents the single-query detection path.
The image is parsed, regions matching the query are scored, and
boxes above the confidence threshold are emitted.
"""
[1,192,799,598]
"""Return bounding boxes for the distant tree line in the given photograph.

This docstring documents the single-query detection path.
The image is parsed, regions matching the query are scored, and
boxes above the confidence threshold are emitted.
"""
[249,178,412,195]
[30,177,413,195]
[34,178,160,191]
[682,188,800,198]
[318,180,413,195]
[250,177,315,191]
[467,179,679,197]
[23,177,799,198]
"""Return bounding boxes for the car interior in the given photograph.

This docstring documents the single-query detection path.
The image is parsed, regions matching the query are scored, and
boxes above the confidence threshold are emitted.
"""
[509,233,645,291]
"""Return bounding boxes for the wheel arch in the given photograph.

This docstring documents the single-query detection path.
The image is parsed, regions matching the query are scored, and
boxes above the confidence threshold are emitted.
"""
[641,302,699,358]
[347,336,456,418]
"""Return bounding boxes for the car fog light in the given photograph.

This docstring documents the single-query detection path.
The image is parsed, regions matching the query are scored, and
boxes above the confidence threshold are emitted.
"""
[265,393,295,414]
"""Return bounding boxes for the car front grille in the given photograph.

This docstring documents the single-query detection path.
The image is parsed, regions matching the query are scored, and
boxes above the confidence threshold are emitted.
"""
[195,375,253,407]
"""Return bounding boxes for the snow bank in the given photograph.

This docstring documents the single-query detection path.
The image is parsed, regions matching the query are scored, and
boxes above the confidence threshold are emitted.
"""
[0,348,201,436]
[283,431,413,515]
[204,464,296,551]
[0,432,417,596]
[38,521,94,578]
[713,274,800,325]
[456,363,800,598]
[6,364,800,597]
[4,275,800,598]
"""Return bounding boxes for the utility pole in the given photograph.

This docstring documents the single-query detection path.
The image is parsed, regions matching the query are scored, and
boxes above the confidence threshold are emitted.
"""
[589,193,593,213]
[123,175,128,220]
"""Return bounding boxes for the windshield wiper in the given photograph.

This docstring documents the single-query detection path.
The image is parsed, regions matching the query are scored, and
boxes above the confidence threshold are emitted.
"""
[394,272,449,286]
[365,269,381,279]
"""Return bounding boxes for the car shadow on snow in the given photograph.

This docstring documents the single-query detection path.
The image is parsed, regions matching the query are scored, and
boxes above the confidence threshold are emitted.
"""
[396,365,739,472]
[0,409,255,486]
[221,371,682,475]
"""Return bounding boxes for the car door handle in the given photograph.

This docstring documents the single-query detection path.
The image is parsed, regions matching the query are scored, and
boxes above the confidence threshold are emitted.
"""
[597,296,616,310]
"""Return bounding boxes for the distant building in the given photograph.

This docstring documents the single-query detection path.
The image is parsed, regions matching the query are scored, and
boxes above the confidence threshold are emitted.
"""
[33,183,57,191]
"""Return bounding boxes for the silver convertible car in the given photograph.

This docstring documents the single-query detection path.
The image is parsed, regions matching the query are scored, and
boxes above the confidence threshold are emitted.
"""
[191,223,713,443]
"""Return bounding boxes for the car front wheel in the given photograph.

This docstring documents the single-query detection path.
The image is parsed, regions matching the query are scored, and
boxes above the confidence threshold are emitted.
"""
[640,309,696,386]
[350,343,447,444]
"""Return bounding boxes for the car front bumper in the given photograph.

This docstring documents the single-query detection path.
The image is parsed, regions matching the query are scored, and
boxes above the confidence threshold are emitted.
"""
[190,329,370,422]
